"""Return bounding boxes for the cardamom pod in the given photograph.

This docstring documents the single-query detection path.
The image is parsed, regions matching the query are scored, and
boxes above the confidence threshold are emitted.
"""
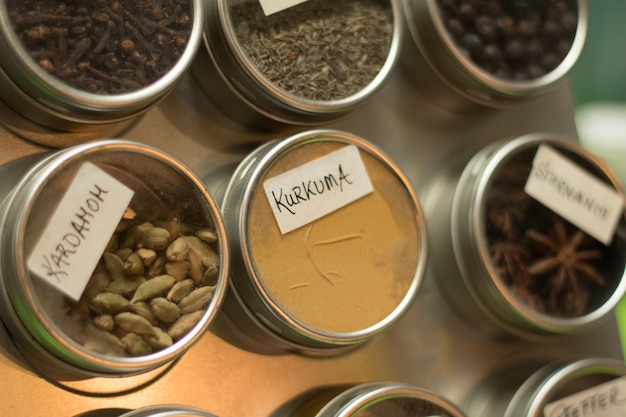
[150,297,181,323]
[90,292,130,314]
[144,326,173,349]
[147,254,167,278]
[92,314,115,332]
[167,279,195,303]
[182,236,219,268]
[140,227,171,250]
[137,248,157,267]
[195,228,218,244]
[114,312,157,336]
[167,310,204,341]
[187,251,204,284]
[166,237,188,262]
[124,252,145,276]
[202,263,220,287]
[107,276,145,296]
[165,261,190,282]
[115,247,134,261]
[121,333,153,356]
[130,274,176,304]
[131,301,158,325]
[103,252,125,281]
[178,286,215,315]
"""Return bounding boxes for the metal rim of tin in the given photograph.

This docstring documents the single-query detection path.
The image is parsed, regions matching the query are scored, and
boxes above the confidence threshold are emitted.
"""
[315,382,466,417]
[0,140,229,376]
[221,129,427,351]
[401,0,588,106]
[120,405,217,417]
[506,357,626,417]
[200,0,402,126]
[0,0,204,131]
[451,133,626,337]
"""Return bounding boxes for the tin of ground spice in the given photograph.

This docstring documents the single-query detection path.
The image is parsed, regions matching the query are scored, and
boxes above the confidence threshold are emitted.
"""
[118,405,218,417]
[0,140,228,378]
[218,130,427,354]
[464,356,626,417]
[191,0,402,131]
[274,382,467,417]
[0,0,204,148]
[400,0,588,113]
[424,133,626,340]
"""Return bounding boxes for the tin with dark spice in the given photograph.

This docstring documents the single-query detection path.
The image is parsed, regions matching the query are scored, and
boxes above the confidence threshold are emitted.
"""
[423,133,626,340]
[400,0,587,113]
[0,0,204,147]
[191,0,402,131]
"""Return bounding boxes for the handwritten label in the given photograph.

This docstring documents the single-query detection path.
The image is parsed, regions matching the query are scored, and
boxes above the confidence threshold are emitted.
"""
[543,375,626,417]
[263,145,374,234]
[27,162,135,301]
[524,145,624,245]
[258,0,309,15]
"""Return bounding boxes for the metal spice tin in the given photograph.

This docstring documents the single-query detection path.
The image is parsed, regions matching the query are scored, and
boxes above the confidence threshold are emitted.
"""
[118,405,217,417]
[423,133,626,340]
[276,382,467,417]
[465,356,626,416]
[400,0,588,113]
[218,129,427,354]
[191,0,402,131]
[0,0,204,148]
[0,140,228,378]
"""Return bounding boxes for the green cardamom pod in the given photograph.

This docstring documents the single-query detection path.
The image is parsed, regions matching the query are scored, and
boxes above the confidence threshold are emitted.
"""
[167,279,195,303]
[140,227,171,250]
[130,275,176,304]
[151,297,181,323]
[178,286,215,315]
[114,312,157,336]
[90,292,130,314]
[167,310,204,341]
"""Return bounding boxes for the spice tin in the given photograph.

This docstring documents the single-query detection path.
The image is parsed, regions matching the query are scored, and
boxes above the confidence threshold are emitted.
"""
[465,356,626,416]
[400,0,588,113]
[191,0,402,131]
[0,0,204,148]
[276,382,467,417]
[424,133,626,340]
[219,129,427,354]
[0,140,228,378]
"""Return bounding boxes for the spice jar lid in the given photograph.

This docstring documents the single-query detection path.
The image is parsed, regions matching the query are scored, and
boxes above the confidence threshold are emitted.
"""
[119,405,217,417]
[458,133,626,336]
[198,0,401,126]
[402,0,588,106]
[221,130,427,351]
[0,140,228,376]
[312,382,467,417]
[0,1,204,126]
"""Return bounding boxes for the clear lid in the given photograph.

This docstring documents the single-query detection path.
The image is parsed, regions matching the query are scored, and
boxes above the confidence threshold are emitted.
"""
[226,0,395,102]
[352,395,458,416]
[245,136,424,336]
[5,0,195,94]
[482,142,626,319]
[18,142,225,363]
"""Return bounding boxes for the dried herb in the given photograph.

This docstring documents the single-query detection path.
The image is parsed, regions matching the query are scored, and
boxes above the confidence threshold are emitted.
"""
[485,149,622,317]
[7,0,193,94]
[436,0,578,80]
[230,0,393,101]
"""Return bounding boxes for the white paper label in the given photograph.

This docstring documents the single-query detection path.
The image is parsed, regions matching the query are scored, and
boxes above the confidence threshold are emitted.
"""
[27,162,135,301]
[258,0,309,16]
[543,375,626,417]
[263,145,374,234]
[524,145,624,245]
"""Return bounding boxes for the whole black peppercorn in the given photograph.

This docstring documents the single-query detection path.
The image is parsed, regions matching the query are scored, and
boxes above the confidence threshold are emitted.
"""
[436,0,579,80]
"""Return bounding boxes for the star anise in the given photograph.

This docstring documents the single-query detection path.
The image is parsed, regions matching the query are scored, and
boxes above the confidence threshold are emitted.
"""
[525,217,605,316]
[489,239,530,288]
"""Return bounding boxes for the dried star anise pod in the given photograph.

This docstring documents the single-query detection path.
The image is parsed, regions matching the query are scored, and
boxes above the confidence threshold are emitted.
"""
[525,216,605,317]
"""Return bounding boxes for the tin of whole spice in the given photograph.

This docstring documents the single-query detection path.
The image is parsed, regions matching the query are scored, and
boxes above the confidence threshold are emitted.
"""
[425,134,626,339]
[191,0,401,129]
[0,0,203,147]
[0,140,228,377]
[400,0,587,111]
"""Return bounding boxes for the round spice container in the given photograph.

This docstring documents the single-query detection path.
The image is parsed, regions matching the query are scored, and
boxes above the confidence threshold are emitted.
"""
[278,382,467,417]
[0,0,204,148]
[424,133,626,340]
[0,140,228,378]
[219,130,427,354]
[400,0,588,113]
[119,405,217,417]
[191,0,402,130]
[465,356,626,416]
